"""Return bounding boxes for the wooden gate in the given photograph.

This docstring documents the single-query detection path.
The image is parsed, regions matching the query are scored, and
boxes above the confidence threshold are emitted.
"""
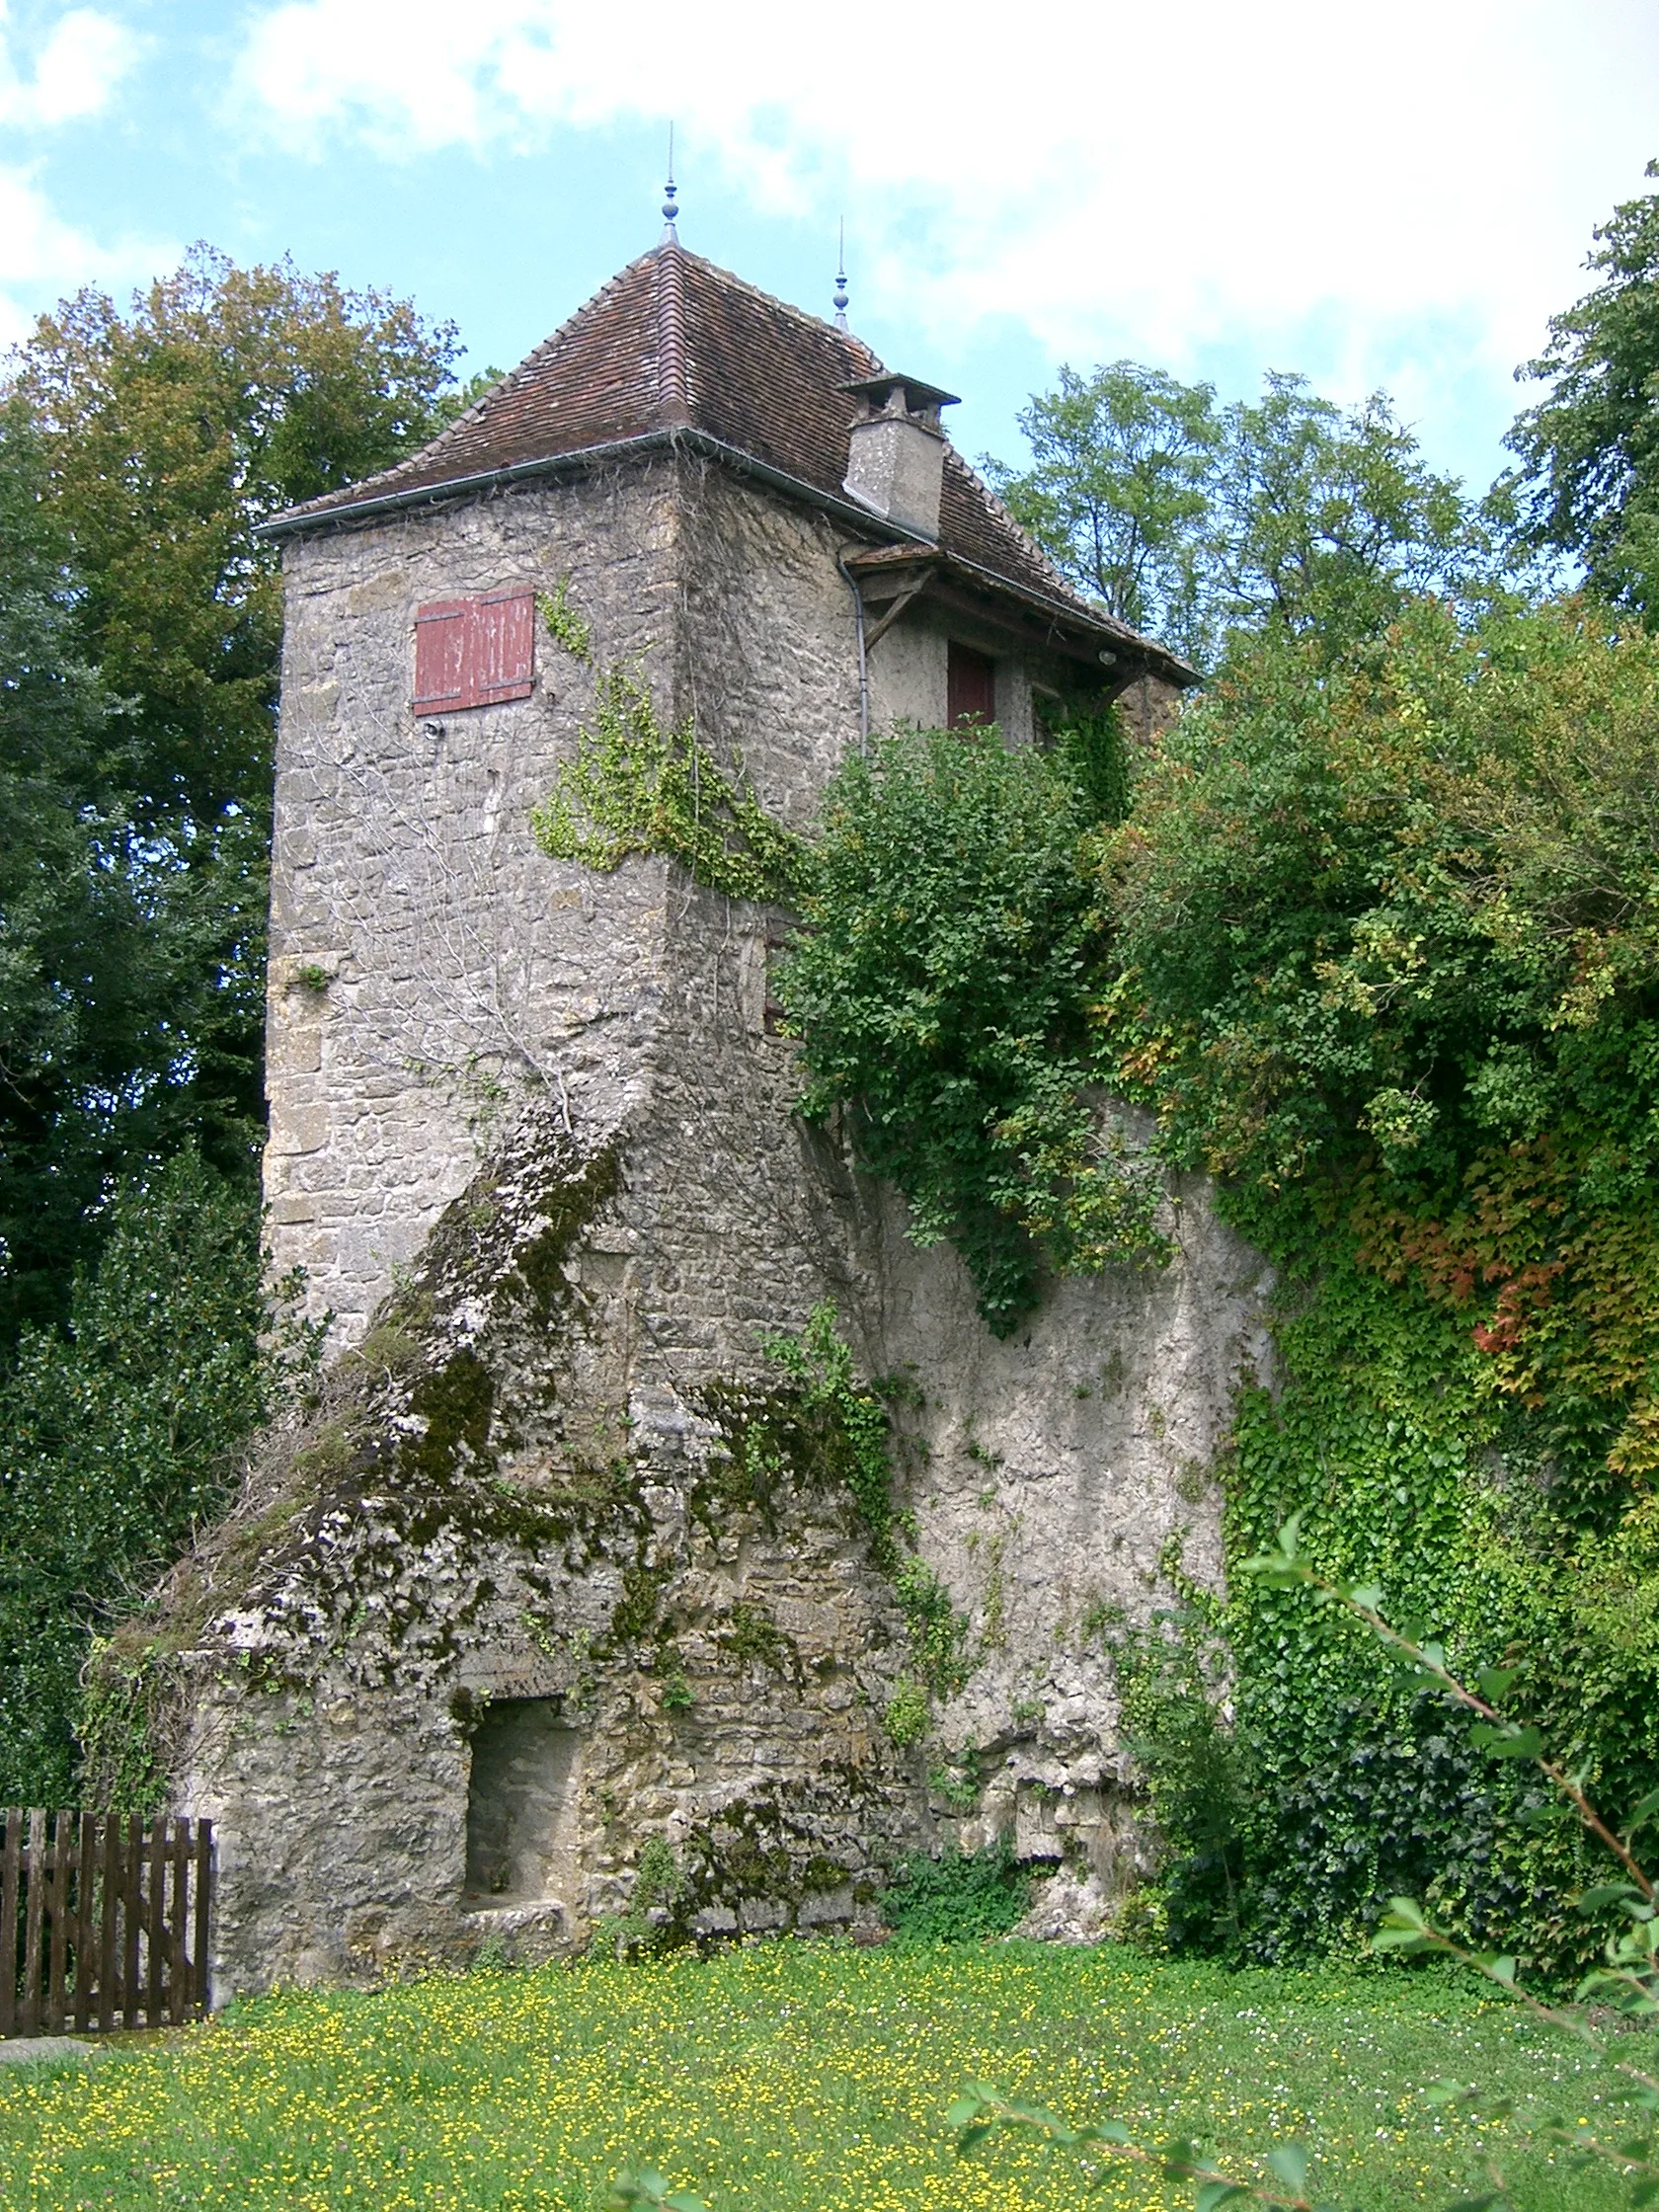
[0,1811,212,2037]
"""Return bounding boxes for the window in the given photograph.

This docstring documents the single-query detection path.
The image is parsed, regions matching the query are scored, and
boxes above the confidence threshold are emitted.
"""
[413,590,535,714]
[947,641,996,728]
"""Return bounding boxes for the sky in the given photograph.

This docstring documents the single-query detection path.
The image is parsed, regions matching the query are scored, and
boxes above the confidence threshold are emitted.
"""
[3,0,1658,493]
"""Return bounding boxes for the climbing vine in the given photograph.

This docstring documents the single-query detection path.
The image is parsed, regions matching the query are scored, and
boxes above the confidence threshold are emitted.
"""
[738,1303,975,1749]
[530,590,811,904]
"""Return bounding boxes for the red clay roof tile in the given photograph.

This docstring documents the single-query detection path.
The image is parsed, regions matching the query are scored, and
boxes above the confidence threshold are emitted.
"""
[274,244,1184,670]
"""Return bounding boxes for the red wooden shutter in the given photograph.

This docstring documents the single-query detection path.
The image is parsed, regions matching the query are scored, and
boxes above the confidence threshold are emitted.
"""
[472,590,535,705]
[947,641,996,728]
[414,600,473,711]
[413,591,535,712]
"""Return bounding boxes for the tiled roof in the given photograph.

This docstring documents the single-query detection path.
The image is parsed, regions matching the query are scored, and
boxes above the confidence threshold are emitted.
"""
[272,244,1186,671]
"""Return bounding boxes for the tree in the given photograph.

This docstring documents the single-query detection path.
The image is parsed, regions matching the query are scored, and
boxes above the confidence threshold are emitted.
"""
[0,1150,316,1806]
[0,248,470,1341]
[1206,373,1482,661]
[1501,160,1659,619]
[983,362,1221,661]
[991,362,1483,670]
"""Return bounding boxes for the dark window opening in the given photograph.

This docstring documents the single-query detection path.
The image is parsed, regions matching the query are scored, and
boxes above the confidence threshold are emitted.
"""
[464,1698,584,1905]
[947,641,996,729]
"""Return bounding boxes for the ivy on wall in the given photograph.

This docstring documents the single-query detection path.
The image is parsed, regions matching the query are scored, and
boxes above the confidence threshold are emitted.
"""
[776,723,1164,1333]
[1097,599,1659,1970]
[530,590,811,905]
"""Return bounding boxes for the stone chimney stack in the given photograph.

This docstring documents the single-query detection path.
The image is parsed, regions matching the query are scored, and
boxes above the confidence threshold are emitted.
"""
[841,372,959,539]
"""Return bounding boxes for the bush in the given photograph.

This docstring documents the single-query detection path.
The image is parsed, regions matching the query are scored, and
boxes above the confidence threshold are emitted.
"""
[779,725,1164,1332]
[882,1842,1031,1943]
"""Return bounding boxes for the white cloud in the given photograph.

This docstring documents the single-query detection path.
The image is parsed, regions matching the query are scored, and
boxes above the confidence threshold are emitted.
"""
[0,7,166,349]
[0,1,138,126]
[0,162,173,348]
[231,0,1659,463]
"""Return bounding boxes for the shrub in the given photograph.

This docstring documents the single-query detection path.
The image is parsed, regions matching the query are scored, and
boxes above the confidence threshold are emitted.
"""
[882,1842,1031,1943]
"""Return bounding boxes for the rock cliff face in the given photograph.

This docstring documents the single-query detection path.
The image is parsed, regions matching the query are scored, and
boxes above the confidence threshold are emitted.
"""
[172,452,1271,1996]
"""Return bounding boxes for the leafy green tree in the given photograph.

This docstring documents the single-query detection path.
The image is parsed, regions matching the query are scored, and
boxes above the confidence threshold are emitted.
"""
[1095,598,1659,1966]
[1206,374,1482,661]
[991,362,1482,669]
[0,248,469,1340]
[0,1149,317,1805]
[1501,160,1659,618]
[983,362,1222,660]
[11,244,466,822]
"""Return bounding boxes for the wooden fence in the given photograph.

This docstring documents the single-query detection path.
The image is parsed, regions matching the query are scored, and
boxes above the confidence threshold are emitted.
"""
[0,1811,212,2038]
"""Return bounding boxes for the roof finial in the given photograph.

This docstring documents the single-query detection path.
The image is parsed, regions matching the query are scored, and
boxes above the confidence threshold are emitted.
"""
[662,123,678,244]
[833,220,849,330]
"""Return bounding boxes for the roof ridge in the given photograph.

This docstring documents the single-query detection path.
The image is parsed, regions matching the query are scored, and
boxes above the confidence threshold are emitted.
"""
[656,241,690,425]
[672,245,886,370]
[274,251,665,525]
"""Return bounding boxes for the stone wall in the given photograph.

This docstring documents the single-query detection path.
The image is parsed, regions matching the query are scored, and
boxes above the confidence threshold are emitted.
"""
[176,451,1268,1996]
[266,460,685,1345]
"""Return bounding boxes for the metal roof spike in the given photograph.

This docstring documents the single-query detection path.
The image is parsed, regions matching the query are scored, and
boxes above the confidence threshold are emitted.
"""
[662,123,678,243]
[833,221,849,331]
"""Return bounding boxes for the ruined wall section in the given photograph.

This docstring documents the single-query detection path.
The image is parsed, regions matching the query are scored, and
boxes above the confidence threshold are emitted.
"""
[869,1177,1273,1922]
[266,462,686,1346]
[182,1105,925,1995]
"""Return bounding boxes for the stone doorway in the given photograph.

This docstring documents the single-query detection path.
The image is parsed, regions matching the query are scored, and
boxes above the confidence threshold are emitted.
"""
[463,1699,586,1911]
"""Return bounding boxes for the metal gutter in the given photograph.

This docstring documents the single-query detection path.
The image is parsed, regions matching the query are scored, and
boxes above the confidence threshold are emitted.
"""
[254,427,937,552]
[255,424,1198,684]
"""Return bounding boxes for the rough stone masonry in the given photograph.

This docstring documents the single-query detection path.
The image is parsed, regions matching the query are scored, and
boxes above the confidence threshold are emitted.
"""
[159,239,1273,1995]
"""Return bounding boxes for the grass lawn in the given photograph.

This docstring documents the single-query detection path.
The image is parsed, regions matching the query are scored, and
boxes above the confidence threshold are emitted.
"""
[0,1939,1647,2211]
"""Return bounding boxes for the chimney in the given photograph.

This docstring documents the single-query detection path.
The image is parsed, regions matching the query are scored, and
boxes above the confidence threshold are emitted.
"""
[841,372,960,540]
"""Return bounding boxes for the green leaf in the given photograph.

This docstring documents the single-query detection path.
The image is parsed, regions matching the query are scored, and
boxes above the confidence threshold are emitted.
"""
[1266,2142,1309,2192]
[1468,1722,1543,1760]
[1578,1883,1642,1913]
[1194,2183,1251,2211]
[1475,1665,1520,1702]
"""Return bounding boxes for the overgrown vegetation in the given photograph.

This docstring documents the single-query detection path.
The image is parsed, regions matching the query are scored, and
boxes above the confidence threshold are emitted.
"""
[883,1841,1031,1942]
[776,722,1165,1331]
[0,1150,319,1804]
[954,1542,1659,2211]
[1088,597,1659,1970]
[532,662,812,905]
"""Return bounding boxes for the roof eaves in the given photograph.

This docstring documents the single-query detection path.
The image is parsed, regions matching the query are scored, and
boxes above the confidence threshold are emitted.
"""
[253,425,939,549]
[251,415,1199,685]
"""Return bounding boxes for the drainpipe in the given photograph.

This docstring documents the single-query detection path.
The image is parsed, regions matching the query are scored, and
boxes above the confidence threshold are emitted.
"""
[835,546,869,751]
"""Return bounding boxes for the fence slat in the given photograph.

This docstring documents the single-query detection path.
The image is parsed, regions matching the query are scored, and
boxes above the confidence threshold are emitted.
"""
[0,1812,19,2040]
[20,1810,45,2037]
[43,1812,71,2033]
[166,1820,188,2027]
[98,1814,118,2033]
[73,1811,96,2034]
[193,1819,212,2017]
[144,1816,167,2028]
[121,1815,142,2031]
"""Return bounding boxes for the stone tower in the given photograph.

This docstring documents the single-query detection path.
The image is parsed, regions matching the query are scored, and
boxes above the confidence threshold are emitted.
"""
[164,237,1270,1994]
